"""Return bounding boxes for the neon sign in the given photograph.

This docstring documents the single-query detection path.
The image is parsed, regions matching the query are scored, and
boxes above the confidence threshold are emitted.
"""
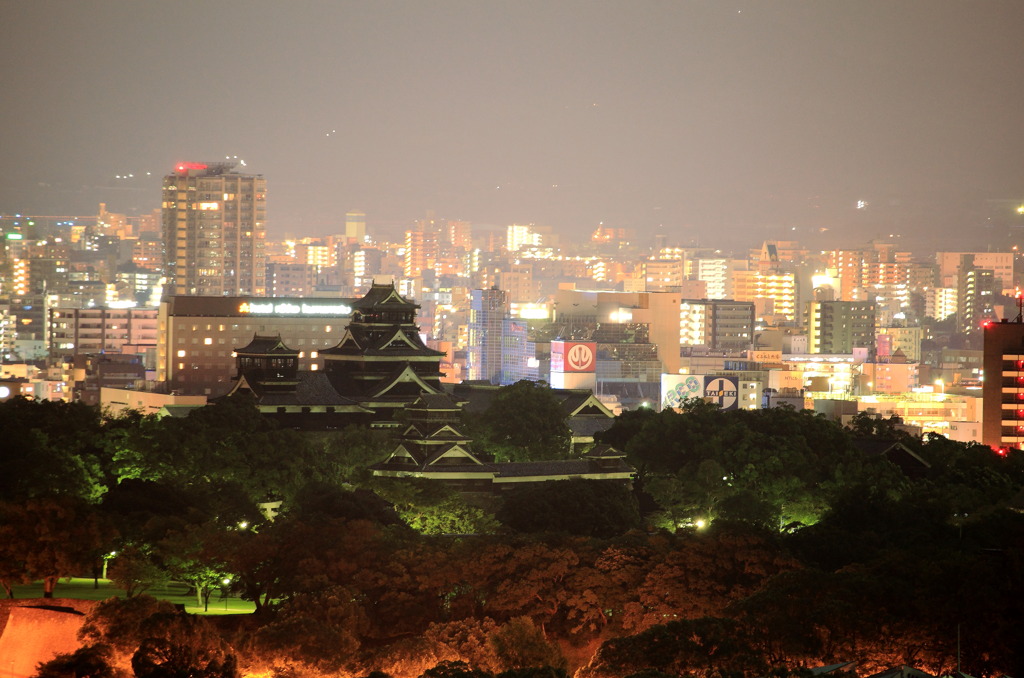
[238,301,352,316]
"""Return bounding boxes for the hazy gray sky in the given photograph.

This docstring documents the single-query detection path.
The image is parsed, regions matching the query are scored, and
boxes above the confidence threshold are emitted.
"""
[2,1,1023,248]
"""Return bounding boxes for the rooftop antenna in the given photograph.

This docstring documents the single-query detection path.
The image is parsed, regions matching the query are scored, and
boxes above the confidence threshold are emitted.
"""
[1016,292,1023,323]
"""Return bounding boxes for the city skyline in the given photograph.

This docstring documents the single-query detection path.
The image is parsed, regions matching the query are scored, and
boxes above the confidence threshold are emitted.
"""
[3,1,1024,250]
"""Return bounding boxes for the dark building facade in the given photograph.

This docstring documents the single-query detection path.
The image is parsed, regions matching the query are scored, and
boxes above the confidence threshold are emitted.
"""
[158,294,355,395]
[982,318,1024,451]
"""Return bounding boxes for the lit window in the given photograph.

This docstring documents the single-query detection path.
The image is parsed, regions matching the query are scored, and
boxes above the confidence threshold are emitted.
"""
[204,337,213,345]
[177,350,186,358]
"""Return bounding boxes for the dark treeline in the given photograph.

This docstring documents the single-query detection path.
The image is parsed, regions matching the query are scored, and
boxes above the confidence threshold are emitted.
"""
[2,393,1023,678]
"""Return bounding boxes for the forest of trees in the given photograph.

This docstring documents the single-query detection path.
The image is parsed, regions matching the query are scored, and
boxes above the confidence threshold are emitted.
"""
[2,389,1023,678]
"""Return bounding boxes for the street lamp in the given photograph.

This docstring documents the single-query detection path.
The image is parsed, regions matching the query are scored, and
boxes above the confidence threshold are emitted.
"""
[102,551,117,579]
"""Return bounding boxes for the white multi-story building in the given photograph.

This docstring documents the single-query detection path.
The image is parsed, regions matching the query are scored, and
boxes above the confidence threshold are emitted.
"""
[506,223,543,252]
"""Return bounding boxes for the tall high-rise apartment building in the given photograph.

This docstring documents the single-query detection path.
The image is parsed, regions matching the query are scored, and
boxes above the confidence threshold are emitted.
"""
[404,227,438,278]
[957,256,997,335]
[162,162,266,297]
[467,287,509,384]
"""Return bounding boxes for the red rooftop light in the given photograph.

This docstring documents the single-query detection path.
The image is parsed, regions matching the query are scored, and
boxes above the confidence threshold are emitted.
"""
[175,162,208,172]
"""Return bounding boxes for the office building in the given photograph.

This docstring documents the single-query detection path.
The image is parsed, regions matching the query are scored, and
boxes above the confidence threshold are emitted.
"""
[551,288,681,374]
[807,301,876,355]
[161,162,267,297]
[266,262,319,297]
[678,299,756,351]
[49,306,158,363]
[157,295,355,395]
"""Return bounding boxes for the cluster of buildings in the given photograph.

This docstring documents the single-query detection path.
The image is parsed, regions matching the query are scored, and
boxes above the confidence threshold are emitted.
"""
[3,163,1024,453]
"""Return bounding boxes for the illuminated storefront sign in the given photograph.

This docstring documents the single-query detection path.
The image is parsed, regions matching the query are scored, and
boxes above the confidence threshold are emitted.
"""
[238,301,353,316]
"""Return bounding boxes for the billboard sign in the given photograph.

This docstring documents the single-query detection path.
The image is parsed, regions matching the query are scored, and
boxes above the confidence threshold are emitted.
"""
[551,341,597,373]
[704,376,739,410]
[662,374,704,409]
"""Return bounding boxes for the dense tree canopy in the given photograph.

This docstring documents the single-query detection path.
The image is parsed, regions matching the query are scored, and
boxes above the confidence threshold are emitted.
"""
[599,399,907,529]
[0,397,109,502]
[4,393,1024,677]
[496,479,640,538]
[465,381,572,461]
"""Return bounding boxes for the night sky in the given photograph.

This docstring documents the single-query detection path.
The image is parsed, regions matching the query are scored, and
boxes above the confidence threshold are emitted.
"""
[3,1,1024,249]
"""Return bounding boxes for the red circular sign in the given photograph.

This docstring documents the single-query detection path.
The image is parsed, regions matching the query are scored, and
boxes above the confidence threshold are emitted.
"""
[567,344,594,371]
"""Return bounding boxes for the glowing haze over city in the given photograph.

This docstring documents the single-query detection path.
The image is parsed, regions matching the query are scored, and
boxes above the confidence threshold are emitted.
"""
[3,1,1024,249]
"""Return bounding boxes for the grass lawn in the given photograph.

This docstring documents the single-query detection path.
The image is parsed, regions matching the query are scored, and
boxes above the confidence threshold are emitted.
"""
[9,577,255,616]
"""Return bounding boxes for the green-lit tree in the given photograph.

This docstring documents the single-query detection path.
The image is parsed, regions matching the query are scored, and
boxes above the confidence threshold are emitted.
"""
[156,522,232,611]
[0,397,107,502]
[108,395,317,506]
[466,381,571,461]
[303,424,396,487]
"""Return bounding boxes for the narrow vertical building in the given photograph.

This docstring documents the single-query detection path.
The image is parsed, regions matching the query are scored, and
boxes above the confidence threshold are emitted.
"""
[982,317,1024,451]
[162,162,267,297]
[467,287,508,384]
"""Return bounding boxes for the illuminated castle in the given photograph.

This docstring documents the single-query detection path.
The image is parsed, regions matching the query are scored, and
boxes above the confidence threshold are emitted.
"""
[226,282,445,427]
